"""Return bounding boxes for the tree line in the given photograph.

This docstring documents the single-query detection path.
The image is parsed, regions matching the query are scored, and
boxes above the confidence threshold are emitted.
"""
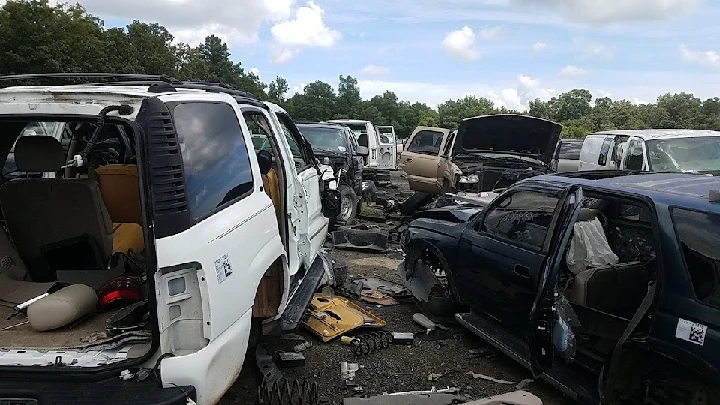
[1,0,719,139]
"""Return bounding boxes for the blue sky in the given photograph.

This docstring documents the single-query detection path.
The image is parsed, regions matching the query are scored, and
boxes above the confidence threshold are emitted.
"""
[67,0,720,109]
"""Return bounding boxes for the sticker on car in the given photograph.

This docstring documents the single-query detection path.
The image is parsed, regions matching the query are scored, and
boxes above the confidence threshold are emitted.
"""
[214,253,234,284]
[675,318,707,346]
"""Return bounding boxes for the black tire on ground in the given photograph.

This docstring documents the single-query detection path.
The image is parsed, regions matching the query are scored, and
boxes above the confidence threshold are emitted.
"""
[338,186,359,225]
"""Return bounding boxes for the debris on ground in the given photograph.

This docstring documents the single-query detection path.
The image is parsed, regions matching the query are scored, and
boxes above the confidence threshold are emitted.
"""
[466,371,516,385]
[332,226,389,252]
[341,361,361,385]
[427,373,443,381]
[360,290,398,306]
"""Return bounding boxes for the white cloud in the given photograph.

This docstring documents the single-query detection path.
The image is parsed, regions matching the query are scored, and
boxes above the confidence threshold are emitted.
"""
[442,26,480,61]
[479,26,503,39]
[559,65,588,77]
[532,42,547,52]
[596,90,613,98]
[356,74,554,111]
[511,0,698,24]
[360,65,390,75]
[69,0,294,46]
[679,45,720,69]
[270,1,341,64]
[573,37,614,60]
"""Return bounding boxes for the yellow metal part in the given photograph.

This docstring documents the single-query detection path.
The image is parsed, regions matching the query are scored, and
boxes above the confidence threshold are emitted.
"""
[302,294,386,342]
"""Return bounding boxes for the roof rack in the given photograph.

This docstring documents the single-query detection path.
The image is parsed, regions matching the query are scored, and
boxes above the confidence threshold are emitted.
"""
[0,73,263,105]
[0,73,182,84]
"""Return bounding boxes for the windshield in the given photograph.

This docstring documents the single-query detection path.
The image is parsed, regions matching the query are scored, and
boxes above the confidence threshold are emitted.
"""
[299,126,349,153]
[647,136,720,173]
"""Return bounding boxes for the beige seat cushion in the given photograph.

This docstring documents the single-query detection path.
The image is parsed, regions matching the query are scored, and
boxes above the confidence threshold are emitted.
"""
[27,284,97,331]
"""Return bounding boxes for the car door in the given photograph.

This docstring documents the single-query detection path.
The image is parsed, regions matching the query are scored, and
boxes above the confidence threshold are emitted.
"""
[274,112,328,264]
[528,186,584,377]
[454,186,564,333]
[377,128,397,170]
[400,128,448,192]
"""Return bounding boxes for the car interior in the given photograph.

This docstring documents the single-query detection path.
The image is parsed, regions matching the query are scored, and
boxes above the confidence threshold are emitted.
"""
[0,120,152,361]
[558,194,657,366]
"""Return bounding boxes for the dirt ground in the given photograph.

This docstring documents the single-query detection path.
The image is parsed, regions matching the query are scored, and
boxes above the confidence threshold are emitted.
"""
[220,248,577,405]
[219,171,579,405]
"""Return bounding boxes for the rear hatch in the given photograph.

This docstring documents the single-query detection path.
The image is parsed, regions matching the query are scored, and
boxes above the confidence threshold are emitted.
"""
[453,114,562,164]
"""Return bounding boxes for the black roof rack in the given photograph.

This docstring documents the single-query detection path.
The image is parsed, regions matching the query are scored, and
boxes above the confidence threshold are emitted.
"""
[0,73,262,103]
[0,73,182,84]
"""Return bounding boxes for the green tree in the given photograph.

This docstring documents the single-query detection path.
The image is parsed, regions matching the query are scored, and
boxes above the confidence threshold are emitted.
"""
[268,76,289,103]
[337,75,362,117]
[287,81,337,120]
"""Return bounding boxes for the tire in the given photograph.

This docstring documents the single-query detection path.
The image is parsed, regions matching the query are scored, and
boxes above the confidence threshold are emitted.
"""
[338,186,358,225]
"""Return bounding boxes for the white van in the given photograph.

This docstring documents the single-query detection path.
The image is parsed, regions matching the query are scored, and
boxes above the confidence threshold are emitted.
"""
[328,120,396,173]
[579,129,720,173]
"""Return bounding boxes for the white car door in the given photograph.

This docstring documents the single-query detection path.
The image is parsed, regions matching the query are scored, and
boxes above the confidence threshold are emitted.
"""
[377,128,397,170]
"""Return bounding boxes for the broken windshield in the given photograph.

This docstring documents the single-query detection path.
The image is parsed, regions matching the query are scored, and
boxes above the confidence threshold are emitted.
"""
[647,136,720,173]
[299,126,349,153]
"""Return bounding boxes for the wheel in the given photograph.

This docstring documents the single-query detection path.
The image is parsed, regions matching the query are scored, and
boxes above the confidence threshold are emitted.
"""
[338,186,358,225]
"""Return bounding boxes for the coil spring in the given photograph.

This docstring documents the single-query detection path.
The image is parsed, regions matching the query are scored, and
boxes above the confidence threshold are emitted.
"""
[257,378,318,405]
[350,331,393,356]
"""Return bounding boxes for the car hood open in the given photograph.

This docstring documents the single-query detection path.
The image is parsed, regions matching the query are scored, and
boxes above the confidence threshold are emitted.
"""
[452,114,562,164]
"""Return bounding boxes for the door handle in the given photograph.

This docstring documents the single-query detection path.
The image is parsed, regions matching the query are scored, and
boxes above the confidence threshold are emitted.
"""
[514,265,530,278]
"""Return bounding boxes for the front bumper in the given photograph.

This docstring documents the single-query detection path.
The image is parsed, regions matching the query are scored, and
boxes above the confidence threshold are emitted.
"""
[0,374,194,405]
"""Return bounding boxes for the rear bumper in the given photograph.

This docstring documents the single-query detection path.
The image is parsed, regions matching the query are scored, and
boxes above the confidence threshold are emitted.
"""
[0,374,194,405]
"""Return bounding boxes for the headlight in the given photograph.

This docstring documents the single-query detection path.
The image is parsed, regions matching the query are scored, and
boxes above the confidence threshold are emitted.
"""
[459,174,479,183]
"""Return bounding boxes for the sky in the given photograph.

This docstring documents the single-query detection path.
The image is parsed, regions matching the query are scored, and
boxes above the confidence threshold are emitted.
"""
[28,0,720,110]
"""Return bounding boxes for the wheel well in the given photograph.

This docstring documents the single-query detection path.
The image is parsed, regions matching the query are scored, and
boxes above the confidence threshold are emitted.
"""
[252,257,286,318]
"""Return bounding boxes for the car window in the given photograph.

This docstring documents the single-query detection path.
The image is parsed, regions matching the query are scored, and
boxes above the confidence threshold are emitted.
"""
[407,130,444,156]
[276,118,309,169]
[482,190,560,251]
[245,113,273,153]
[672,208,720,309]
[598,136,613,166]
[625,139,645,170]
[174,102,254,220]
[559,141,582,160]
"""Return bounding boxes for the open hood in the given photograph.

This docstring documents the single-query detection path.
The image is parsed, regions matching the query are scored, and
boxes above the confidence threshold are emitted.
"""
[453,114,562,164]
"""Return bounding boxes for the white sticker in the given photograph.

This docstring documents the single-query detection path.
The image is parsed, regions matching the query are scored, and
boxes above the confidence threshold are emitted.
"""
[675,318,707,346]
[214,253,233,284]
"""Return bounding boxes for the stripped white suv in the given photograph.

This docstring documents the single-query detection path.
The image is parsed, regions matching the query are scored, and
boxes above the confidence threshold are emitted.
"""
[0,74,339,405]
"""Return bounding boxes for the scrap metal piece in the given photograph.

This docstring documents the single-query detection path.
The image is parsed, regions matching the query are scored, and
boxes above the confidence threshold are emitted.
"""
[462,390,543,405]
[341,361,360,385]
[343,393,460,405]
[360,290,397,306]
[332,227,389,252]
[257,378,318,405]
[256,343,283,385]
[274,351,306,368]
[349,331,393,356]
[302,294,385,342]
[348,277,412,299]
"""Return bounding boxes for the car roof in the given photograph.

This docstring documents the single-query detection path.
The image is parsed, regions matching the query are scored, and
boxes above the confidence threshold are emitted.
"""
[297,122,347,130]
[328,119,371,124]
[530,172,720,212]
[590,129,720,140]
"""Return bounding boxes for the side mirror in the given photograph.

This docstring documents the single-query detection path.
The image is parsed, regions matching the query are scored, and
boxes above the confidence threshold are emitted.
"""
[356,145,369,156]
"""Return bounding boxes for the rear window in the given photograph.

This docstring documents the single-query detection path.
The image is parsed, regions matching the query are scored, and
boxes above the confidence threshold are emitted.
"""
[560,141,582,160]
[174,102,254,220]
[407,130,444,156]
[671,208,720,309]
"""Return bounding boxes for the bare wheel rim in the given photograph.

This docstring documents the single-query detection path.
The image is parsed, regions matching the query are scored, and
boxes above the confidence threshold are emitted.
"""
[340,194,353,221]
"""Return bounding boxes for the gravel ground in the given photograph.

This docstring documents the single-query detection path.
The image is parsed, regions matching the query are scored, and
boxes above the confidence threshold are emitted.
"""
[219,171,578,405]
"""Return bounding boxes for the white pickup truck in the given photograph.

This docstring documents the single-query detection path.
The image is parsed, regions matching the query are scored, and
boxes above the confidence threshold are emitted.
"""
[0,74,340,405]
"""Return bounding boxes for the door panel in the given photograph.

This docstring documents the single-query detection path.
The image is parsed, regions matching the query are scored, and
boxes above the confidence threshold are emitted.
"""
[455,189,563,333]
[378,130,397,170]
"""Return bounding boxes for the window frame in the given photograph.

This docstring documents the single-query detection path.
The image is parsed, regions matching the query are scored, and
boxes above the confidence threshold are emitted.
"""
[598,136,613,166]
[669,205,720,309]
[407,129,445,156]
[475,186,565,253]
[275,113,315,173]
[169,100,256,222]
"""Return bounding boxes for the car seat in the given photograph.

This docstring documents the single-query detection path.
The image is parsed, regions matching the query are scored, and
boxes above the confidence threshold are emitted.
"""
[257,150,281,223]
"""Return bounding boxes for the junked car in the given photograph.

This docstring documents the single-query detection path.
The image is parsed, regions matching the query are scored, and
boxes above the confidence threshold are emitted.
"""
[297,122,369,225]
[328,119,395,177]
[550,139,584,172]
[399,126,460,194]
[0,73,339,405]
[400,171,720,405]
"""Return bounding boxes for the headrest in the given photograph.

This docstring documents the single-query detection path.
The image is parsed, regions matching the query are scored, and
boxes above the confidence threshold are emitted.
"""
[577,208,602,222]
[14,136,65,172]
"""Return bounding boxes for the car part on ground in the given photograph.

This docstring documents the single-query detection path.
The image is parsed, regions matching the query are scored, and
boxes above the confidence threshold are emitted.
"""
[257,378,319,405]
[302,291,386,342]
[332,226,389,252]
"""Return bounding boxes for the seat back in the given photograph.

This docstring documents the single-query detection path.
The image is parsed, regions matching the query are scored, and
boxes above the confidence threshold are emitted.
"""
[0,136,113,280]
[95,164,142,224]
[566,261,647,317]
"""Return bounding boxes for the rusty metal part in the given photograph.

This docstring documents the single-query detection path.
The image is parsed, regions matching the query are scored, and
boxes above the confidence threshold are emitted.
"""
[302,293,385,342]
[257,378,318,405]
[350,331,393,356]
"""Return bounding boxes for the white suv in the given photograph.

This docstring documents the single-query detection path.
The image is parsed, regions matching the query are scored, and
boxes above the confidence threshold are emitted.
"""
[0,74,340,405]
